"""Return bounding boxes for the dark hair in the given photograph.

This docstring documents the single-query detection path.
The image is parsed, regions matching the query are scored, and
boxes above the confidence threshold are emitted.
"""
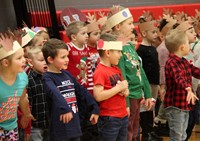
[172,23,180,29]
[159,19,168,32]
[42,38,68,64]
[132,29,138,37]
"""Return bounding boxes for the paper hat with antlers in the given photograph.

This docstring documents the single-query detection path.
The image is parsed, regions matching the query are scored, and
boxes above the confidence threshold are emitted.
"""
[0,33,22,60]
[97,39,122,50]
[176,21,193,32]
[106,6,132,29]
[86,12,100,33]
[138,11,157,32]
[193,9,200,33]
[161,14,177,36]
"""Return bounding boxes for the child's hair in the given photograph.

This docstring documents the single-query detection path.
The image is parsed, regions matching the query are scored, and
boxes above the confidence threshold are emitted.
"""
[28,46,42,60]
[66,21,87,40]
[98,33,117,57]
[159,19,168,32]
[165,29,187,53]
[42,38,68,64]
[132,29,138,37]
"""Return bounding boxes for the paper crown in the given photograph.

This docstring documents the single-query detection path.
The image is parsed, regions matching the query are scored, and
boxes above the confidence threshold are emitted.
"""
[86,13,100,33]
[176,21,193,32]
[0,33,22,60]
[161,14,177,35]
[106,8,132,29]
[97,39,122,50]
[87,22,100,33]
[22,28,36,47]
[138,20,158,32]
[32,26,47,33]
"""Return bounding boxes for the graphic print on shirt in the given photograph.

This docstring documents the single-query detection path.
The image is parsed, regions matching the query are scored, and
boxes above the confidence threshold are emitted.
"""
[124,51,141,80]
[76,57,87,85]
[109,74,122,87]
[58,80,78,113]
[0,91,20,122]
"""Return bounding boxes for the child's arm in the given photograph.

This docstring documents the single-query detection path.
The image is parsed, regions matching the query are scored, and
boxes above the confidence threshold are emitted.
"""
[19,89,35,128]
[93,80,128,102]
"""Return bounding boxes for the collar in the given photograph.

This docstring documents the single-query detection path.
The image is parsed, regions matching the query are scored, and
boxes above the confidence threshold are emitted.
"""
[169,53,185,62]
[30,69,42,78]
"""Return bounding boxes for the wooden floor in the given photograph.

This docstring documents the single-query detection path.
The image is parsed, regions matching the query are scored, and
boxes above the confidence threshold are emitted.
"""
[163,125,200,141]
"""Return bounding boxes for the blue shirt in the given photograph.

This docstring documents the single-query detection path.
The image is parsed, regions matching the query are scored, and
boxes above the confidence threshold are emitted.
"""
[0,72,28,130]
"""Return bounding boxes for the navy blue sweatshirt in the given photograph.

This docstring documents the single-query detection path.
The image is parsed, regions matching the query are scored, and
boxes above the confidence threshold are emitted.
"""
[42,70,99,141]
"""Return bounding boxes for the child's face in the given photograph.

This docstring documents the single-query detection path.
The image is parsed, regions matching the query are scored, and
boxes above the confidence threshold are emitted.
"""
[40,32,50,41]
[182,38,190,56]
[33,35,46,46]
[119,17,134,37]
[108,50,122,65]
[51,49,69,71]
[31,52,48,74]
[185,28,196,44]
[74,26,88,45]
[10,48,26,73]
[130,34,138,46]
[146,29,158,43]
[88,30,101,46]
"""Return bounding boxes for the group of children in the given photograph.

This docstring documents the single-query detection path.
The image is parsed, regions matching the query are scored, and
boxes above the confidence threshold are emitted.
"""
[0,4,200,141]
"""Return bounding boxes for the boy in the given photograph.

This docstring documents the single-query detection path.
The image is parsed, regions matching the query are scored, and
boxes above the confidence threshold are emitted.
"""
[41,38,99,141]
[164,29,200,141]
[93,33,129,141]
[27,47,49,141]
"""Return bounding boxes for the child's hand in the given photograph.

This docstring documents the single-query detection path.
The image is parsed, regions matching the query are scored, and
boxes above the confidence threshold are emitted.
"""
[126,107,130,117]
[145,98,155,111]
[119,88,129,97]
[116,80,128,93]
[60,112,73,123]
[186,87,199,105]
[90,114,99,125]
[21,114,36,129]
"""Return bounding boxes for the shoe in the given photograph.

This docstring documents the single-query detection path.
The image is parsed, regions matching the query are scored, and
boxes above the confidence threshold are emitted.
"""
[141,133,161,141]
[150,131,163,141]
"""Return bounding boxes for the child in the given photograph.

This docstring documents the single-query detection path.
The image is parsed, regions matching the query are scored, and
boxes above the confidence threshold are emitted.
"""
[106,5,153,141]
[0,33,34,140]
[164,29,200,141]
[137,16,162,141]
[66,21,89,86]
[41,38,99,141]
[27,47,49,141]
[93,33,129,141]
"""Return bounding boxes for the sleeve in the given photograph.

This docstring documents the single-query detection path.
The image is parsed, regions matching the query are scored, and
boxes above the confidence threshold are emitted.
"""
[27,76,33,109]
[191,63,200,79]
[68,72,99,115]
[158,48,169,85]
[42,74,72,115]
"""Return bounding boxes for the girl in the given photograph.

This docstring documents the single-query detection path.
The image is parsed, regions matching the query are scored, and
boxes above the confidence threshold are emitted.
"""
[0,33,34,140]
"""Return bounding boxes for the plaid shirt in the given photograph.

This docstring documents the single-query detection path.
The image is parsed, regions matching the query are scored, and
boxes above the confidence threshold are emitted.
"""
[27,69,49,128]
[164,54,200,110]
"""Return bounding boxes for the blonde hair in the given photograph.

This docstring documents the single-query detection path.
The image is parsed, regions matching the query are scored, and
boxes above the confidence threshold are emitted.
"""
[28,46,42,60]
[66,21,87,40]
[165,29,187,53]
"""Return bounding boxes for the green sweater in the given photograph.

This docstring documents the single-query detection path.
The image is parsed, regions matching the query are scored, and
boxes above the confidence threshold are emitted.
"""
[118,43,152,107]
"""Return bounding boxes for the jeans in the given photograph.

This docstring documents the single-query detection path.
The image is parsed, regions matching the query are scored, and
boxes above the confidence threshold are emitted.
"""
[98,116,128,141]
[30,127,49,141]
[61,137,80,141]
[165,107,189,141]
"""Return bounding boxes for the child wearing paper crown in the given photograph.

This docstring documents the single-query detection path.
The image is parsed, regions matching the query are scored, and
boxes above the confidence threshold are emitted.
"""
[173,20,197,141]
[154,15,176,136]
[93,33,129,141]
[0,32,35,141]
[106,5,153,141]
[137,15,162,141]
[163,28,200,141]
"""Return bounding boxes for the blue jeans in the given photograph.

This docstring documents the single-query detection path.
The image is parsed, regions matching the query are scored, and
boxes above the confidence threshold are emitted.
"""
[165,107,189,141]
[98,116,128,141]
[30,127,49,141]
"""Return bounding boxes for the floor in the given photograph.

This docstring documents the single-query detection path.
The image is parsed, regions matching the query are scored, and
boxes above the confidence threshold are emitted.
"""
[163,125,200,141]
